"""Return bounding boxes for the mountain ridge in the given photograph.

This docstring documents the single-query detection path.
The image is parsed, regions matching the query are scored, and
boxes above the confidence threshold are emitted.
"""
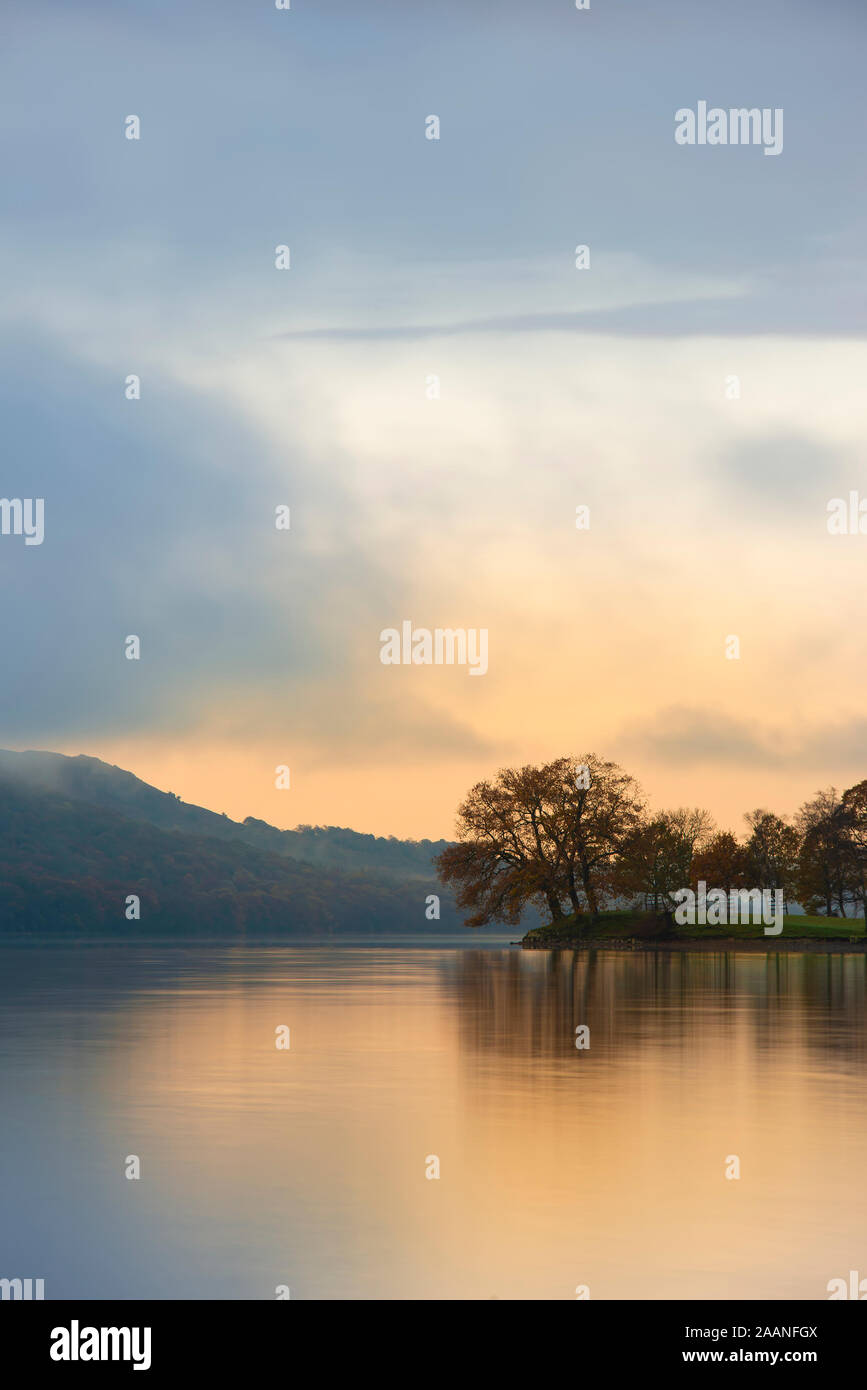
[0,749,449,880]
[0,748,527,936]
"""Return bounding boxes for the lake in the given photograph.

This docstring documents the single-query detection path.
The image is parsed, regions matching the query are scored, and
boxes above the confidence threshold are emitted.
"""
[1,938,865,1300]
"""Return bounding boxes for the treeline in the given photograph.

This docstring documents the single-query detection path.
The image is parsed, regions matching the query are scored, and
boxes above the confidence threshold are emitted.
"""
[436,755,867,927]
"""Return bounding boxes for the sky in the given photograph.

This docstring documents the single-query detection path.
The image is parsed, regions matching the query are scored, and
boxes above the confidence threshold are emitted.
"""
[1,0,866,839]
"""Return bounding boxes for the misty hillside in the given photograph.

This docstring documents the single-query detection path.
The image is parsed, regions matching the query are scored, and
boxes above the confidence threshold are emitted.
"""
[0,749,541,936]
[0,750,449,879]
[0,776,456,936]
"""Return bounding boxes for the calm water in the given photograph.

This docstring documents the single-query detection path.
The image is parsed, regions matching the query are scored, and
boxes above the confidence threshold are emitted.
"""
[1,938,866,1300]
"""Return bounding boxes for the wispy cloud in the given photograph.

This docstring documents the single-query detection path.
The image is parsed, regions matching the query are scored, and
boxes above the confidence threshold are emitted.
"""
[621,706,867,773]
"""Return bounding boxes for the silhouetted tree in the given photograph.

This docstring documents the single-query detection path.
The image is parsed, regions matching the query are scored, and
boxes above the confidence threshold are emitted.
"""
[436,755,644,925]
[839,780,867,929]
[615,807,713,916]
[796,789,849,917]
[692,830,748,895]
[743,810,800,914]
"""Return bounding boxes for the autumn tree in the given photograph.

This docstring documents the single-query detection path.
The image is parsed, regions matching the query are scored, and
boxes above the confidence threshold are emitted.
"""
[839,780,867,928]
[536,754,645,914]
[691,830,748,895]
[743,810,800,913]
[616,807,713,916]
[796,788,849,917]
[434,764,573,926]
[436,755,644,926]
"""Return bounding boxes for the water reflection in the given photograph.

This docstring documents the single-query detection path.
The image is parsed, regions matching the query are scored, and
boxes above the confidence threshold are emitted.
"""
[445,948,867,1064]
[0,942,864,1300]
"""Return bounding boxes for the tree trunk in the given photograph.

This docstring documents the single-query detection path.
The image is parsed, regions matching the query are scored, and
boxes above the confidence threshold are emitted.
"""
[547,893,564,922]
[580,863,598,915]
[567,868,583,915]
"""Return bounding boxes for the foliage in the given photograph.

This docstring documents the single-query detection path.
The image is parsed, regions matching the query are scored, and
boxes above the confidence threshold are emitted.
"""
[438,757,867,930]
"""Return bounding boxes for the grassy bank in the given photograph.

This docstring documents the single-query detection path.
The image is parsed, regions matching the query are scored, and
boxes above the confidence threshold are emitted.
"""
[520,910,867,949]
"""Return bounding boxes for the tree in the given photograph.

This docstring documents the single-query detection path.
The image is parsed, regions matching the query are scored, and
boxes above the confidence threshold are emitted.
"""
[533,754,645,914]
[692,830,748,895]
[665,806,715,860]
[838,780,867,929]
[796,788,849,917]
[435,754,644,926]
[743,810,800,914]
[435,764,570,926]
[615,807,713,916]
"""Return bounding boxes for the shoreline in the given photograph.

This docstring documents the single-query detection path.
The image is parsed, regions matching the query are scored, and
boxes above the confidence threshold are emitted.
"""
[521,936,867,954]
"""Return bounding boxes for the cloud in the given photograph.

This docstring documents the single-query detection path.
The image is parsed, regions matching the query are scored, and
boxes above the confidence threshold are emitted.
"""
[272,283,867,344]
[714,432,851,514]
[621,706,867,773]
[4,0,867,835]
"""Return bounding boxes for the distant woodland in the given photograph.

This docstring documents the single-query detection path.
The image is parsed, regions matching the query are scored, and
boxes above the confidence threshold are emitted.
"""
[0,751,465,936]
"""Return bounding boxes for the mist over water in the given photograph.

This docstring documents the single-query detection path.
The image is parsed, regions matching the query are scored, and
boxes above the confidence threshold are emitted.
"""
[1,939,865,1300]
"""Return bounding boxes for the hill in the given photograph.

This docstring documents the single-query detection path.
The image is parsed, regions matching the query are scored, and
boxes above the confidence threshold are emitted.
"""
[0,775,454,936]
[0,749,546,937]
[0,749,448,880]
